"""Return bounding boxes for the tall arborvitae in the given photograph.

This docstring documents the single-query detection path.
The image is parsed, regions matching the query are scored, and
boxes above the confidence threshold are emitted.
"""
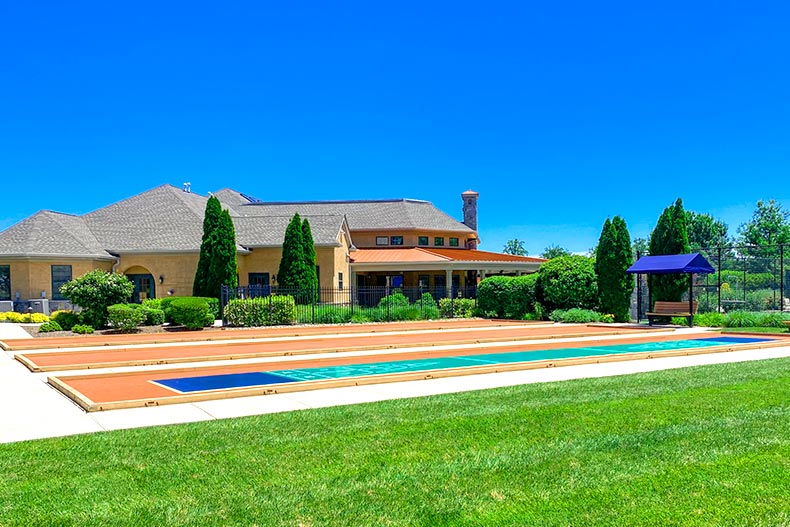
[206,209,238,299]
[193,196,222,297]
[648,198,691,302]
[595,216,633,322]
[301,218,319,302]
[277,213,307,294]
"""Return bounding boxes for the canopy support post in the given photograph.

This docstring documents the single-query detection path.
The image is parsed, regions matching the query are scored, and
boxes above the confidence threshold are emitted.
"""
[688,274,694,327]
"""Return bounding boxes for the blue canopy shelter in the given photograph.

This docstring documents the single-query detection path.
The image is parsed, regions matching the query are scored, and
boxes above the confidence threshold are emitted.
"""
[627,253,715,325]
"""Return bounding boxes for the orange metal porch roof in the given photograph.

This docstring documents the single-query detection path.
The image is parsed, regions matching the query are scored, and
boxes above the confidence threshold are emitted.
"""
[351,248,545,264]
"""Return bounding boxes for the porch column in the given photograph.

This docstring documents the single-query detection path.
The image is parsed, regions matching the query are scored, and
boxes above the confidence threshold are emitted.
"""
[446,269,453,298]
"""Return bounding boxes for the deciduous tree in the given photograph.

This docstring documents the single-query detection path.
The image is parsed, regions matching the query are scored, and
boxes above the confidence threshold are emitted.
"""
[502,239,528,256]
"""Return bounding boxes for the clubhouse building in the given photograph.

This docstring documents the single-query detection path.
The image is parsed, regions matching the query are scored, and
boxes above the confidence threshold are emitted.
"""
[0,185,543,311]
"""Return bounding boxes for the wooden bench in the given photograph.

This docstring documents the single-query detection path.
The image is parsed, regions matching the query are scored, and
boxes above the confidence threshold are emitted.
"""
[646,301,698,327]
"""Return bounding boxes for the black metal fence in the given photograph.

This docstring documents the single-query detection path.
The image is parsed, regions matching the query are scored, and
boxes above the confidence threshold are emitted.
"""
[636,244,790,316]
[220,285,478,325]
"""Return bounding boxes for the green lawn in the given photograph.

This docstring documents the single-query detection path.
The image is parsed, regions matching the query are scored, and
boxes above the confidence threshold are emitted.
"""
[1,358,789,527]
[720,326,790,334]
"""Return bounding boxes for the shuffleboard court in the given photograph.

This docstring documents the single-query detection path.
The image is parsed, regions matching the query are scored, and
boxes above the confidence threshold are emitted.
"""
[1,319,538,351]
[48,334,785,411]
[17,323,662,372]
[152,336,775,393]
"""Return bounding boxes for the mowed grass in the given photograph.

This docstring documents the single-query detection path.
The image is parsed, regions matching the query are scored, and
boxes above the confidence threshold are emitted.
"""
[1,359,789,527]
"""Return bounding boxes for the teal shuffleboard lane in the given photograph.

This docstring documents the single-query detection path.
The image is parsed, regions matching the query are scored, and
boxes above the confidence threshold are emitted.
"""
[153,336,776,393]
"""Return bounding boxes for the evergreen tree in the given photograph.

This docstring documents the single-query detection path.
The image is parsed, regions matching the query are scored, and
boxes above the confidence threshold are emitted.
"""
[206,209,238,300]
[301,218,319,302]
[193,196,222,297]
[277,213,308,295]
[595,216,633,322]
[648,198,690,302]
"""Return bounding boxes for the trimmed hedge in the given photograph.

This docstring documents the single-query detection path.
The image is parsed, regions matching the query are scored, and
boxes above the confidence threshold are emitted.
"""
[224,296,297,327]
[536,255,598,312]
[477,274,539,320]
[169,297,213,330]
[0,312,50,323]
[107,304,146,332]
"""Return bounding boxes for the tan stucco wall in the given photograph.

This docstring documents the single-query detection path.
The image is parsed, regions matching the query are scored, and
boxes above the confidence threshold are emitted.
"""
[237,247,281,285]
[351,230,472,249]
[118,254,200,298]
[0,259,113,300]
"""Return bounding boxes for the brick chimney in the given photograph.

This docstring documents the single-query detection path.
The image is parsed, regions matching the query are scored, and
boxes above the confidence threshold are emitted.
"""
[462,190,479,249]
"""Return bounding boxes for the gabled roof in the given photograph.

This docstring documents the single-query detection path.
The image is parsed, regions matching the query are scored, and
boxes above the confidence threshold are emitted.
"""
[234,215,349,247]
[83,185,213,252]
[627,253,715,275]
[0,211,112,259]
[235,199,475,233]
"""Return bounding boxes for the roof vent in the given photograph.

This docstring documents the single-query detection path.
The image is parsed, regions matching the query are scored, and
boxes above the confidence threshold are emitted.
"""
[183,182,191,193]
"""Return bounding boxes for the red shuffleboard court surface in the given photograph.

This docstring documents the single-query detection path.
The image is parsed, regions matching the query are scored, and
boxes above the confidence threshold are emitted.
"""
[16,323,665,372]
[1,319,540,351]
[48,331,789,412]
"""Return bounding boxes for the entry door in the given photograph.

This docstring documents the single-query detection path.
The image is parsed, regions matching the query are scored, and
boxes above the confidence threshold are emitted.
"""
[248,273,270,296]
[127,274,155,303]
[434,274,447,298]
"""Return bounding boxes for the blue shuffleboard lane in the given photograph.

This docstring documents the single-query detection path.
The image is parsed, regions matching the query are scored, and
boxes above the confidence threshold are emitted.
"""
[152,335,778,394]
[154,371,298,393]
[695,336,775,344]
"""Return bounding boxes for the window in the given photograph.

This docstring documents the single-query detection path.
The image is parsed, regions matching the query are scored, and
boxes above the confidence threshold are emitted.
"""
[418,275,430,288]
[338,272,344,290]
[376,236,389,246]
[390,236,403,246]
[418,236,429,246]
[434,237,445,246]
[0,265,9,300]
[51,265,72,300]
[449,237,459,247]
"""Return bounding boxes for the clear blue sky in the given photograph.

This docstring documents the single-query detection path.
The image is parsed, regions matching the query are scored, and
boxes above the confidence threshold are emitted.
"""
[2,1,789,254]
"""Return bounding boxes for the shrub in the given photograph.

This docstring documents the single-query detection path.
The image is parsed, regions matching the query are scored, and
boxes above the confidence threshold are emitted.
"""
[694,312,725,327]
[51,310,80,331]
[600,313,615,323]
[38,321,63,333]
[378,291,410,310]
[549,308,601,323]
[270,295,297,325]
[169,297,211,330]
[417,292,440,319]
[107,304,146,332]
[1,312,28,323]
[30,313,50,323]
[224,296,296,327]
[507,274,538,319]
[72,324,95,334]
[350,312,372,324]
[537,255,598,312]
[724,311,761,328]
[142,298,162,310]
[310,306,353,324]
[757,312,788,328]
[59,270,134,328]
[476,276,511,318]
[142,308,165,326]
[438,298,476,318]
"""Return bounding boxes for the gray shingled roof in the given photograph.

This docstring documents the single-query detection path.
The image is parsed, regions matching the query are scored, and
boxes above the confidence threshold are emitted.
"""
[234,215,346,247]
[0,211,112,258]
[83,185,211,252]
[235,199,475,233]
[0,185,471,256]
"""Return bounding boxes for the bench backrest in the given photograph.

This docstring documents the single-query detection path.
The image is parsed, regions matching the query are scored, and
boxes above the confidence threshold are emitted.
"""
[652,301,698,314]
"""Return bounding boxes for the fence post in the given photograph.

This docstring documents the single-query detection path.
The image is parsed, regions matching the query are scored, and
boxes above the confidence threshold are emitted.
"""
[312,288,316,324]
[781,245,785,312]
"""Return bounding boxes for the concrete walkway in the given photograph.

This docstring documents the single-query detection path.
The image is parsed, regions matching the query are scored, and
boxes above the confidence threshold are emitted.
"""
[2,326,790,444]
[0,323,34,341]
